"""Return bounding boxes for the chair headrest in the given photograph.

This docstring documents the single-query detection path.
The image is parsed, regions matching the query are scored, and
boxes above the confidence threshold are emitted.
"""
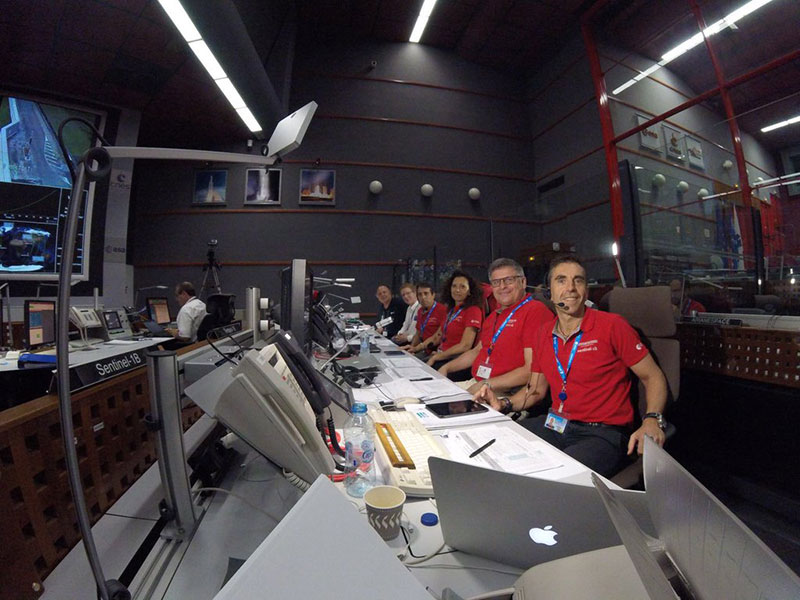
[205,294,236,322]
[608,286,675,337]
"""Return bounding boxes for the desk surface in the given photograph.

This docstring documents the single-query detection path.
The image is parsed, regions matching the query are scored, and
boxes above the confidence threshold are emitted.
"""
[0,337,172,372]
[41,333,600,600]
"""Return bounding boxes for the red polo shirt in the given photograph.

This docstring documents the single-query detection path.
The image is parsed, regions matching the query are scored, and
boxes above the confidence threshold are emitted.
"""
[416,301,448,340]
[471,295,554,380]
[440,304,483,351]
[530,308,649,426]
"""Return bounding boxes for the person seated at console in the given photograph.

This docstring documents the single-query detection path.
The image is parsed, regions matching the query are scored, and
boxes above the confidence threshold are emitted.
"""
[166,281,207,342]
[401,282,447,358]
[426,270,484,374]
[476,255,668,477]
[375,284,407,339]
[392,282,420,345]
[438,258,554,395]
[669,279,706,317]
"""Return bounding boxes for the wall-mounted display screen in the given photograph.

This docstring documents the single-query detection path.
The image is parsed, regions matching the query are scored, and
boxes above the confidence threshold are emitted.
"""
[0,96,102,281]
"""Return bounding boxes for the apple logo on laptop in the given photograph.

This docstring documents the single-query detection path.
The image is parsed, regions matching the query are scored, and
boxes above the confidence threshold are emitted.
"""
[529,525,558,546]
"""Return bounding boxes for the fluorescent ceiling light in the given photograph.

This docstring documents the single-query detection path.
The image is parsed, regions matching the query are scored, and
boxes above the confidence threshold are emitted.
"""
[157,0,200,42]
[761,114,800,132]
[188,40,227,80]
[612,0,774,95]
[409,0,439,43]
[236,107,262,133]
[157,0,263,132]
[214,78,246,109]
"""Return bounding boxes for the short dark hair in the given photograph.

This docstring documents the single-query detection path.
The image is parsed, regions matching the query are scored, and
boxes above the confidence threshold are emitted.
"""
[376,284,392,293]
[546,254,585,286]
[441,269,483,309]
[416,282,435,293]
[175,281,196,296]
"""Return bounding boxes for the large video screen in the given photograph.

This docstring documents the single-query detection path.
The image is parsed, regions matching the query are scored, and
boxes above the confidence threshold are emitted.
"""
[0,95,101,280]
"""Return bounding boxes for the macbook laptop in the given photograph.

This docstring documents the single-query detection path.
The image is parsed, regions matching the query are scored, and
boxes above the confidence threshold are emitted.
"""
[593,436,800,599]
[428,457,655,569]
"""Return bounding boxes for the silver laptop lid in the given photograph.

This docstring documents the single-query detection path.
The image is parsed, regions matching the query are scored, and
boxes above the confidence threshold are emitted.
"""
[429,457,653,570]
[643,436,800,600]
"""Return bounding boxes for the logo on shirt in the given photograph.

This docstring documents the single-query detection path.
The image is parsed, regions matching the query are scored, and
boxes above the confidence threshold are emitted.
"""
[577,339,599,353]
[636,343,643,350]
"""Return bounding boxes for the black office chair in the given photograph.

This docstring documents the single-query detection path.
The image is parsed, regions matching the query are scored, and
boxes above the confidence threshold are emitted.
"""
[197,294,236,341]
[607,286,679,489]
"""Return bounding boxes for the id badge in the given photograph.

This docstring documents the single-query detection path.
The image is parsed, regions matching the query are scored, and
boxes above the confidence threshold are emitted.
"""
[476,361,492,379]
[544,410,568,434]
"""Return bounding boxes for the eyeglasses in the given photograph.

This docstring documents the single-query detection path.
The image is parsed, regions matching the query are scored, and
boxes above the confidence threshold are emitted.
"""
[489,275,522,288]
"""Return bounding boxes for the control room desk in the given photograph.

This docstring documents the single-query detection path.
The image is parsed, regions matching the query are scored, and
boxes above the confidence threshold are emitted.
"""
[39,335,608,600]
[0,337,173,410]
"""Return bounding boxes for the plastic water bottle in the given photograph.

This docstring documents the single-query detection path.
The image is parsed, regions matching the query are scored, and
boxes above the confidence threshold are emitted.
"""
[359,330,370,356]
[343,403,376,498]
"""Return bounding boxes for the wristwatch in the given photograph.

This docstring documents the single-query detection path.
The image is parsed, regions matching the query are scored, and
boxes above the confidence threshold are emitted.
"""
[643,412,666,431]
[499,397,512,414]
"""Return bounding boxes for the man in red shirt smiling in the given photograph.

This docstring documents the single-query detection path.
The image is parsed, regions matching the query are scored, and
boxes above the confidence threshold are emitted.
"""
[477,255,668,477]
[439,258,553,396]
[402,282,447,357]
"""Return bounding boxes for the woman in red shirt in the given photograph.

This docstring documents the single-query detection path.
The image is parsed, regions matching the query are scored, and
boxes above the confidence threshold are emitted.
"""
[426,270,484,372]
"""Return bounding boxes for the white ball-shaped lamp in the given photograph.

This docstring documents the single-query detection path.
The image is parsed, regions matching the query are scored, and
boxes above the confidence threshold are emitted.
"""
[697,187,709,198]
[722,159,733,171]
[368,180,383,194]
[468,187,481,200]
[420,184,434,197]
[652,173,666,187]
[677,180,689,193]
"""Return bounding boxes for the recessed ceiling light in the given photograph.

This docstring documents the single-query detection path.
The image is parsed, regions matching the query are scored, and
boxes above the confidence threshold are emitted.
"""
[761,114,800,133]
[158,0,262,132]
[612,0,775,95]
[409,0,439,43]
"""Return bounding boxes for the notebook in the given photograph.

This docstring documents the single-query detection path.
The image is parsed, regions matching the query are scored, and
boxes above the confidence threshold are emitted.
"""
[429,456,654,569]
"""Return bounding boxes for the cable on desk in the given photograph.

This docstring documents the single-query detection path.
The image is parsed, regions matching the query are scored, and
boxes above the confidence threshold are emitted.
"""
[192,487,283,523]
[282,469,312,492]
[205,333,238,366]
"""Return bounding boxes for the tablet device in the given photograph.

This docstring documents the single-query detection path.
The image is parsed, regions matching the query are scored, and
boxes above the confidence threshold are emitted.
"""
[426,400,488,418]
[383,350,405,356]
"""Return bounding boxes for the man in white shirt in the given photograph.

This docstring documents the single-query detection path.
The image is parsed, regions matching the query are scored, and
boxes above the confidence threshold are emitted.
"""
[393,282,420,344]
[169,282,206,342]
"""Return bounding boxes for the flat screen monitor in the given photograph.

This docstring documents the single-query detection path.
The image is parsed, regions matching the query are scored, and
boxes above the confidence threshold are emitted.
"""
[147,297,171,325]
[25,299,56,349]
[102,310,122,332]
[0,95,102,281]
[280,259,313,355]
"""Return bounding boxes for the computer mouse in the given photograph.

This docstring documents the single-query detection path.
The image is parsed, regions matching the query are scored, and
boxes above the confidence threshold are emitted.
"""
[394,397,422,408]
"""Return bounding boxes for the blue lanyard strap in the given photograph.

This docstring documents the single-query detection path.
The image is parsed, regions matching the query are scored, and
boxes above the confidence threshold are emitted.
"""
[442,305,464,340]
[420,301,438,335]
[552,330,583,411]
[487,295,532,356]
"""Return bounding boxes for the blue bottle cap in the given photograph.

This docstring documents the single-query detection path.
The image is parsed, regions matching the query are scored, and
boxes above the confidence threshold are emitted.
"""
[351,403,367,413]
[420,512,439,526]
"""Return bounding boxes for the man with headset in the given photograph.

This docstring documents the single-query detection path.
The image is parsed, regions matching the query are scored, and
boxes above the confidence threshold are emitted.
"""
[438,258,553,396]
[476,254,667,477]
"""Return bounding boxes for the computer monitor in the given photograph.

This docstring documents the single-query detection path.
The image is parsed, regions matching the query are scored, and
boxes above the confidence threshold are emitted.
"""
[102,310,122,332]
[24,299,56,349]
[184,341,336,485]
[280,259,313,355]
[146,297,171,325]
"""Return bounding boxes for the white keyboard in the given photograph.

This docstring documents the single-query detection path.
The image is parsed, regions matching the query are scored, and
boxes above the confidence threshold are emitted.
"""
[369,406,449,497]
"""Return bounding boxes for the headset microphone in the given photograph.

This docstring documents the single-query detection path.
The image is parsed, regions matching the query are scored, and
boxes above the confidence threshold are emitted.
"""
[556,302,566,308]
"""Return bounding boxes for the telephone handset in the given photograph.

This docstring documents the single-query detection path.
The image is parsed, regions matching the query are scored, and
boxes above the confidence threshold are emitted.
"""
[70,307,102,329]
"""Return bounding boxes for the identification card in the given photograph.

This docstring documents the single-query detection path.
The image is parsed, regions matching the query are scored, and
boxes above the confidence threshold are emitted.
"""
[476,362,492,379]
[544,410,568,434]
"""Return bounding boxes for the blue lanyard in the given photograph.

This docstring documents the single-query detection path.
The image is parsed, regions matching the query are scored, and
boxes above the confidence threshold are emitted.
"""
[420,301,438,335]
[487,295,532,356]
[442,305,464,341]
[552,330,583,412]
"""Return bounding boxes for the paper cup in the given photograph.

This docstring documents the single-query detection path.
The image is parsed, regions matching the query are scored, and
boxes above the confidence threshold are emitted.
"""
[364,485,406,541]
